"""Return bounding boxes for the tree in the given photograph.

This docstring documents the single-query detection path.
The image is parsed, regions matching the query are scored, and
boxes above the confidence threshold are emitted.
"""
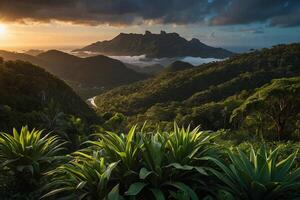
[231,77,300,140]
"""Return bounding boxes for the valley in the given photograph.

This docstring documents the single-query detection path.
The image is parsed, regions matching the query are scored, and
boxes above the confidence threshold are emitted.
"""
[0,1,300,198]
[1,43,299,199]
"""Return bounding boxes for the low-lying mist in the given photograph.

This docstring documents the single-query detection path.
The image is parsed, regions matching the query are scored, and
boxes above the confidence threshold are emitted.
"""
[109,55,222,67]
[71,52,223,67]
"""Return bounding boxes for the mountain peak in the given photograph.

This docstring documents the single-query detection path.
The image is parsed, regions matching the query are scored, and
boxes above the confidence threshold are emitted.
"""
[74,31,235,58]
[39,49,68,56]
[38,50,80,61]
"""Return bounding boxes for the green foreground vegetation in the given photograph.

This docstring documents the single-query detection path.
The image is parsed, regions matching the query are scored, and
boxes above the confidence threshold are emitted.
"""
[0,125,300,200]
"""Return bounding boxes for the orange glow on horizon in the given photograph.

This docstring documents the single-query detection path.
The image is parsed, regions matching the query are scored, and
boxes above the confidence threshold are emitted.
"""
[0,22,119,51]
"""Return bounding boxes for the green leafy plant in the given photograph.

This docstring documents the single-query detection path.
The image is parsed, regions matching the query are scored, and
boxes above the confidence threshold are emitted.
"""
[42,152,120,200]
[166,124,215,165]
[89,125,142,184]
[0,126,65,193]
[125,124,215,199]
[126,133,199,200]
[207,145,300,199]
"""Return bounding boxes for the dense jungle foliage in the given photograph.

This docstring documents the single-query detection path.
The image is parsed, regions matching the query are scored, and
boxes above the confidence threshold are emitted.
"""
[94,44,300,135]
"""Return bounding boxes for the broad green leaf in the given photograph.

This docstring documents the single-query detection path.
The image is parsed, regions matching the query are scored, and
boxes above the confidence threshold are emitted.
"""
[139,167,153,179]
[150,188,165,200]
[125,182,147,196]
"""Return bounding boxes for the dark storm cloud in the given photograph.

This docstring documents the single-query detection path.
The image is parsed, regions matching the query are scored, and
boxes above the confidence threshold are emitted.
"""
[0,0,211,25]
[211,0,300,27]
[0,0,299,27]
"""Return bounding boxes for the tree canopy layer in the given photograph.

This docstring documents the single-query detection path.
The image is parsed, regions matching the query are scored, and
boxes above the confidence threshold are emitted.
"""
[232,77,300,139]
[94,43,300,130]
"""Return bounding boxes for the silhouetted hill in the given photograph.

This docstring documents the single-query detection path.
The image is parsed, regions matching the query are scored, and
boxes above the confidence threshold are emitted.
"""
[0,59,96,130]
[74,31,235,58]
[93,43,300,129]
[36,50,82,78]
[37,50,147,87]
[23,49,44,56]
[38,50,81,64]
[0,50,47,67]
[0,50,147,98]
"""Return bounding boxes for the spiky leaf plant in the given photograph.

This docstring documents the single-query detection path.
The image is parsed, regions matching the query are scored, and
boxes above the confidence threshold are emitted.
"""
[126,133,199,200]
[42,151,120,200]
[125,124,215,199]
[88,125,142,187]
[0,126,65,194]
[207,145,300,200]
[166,124,215,165]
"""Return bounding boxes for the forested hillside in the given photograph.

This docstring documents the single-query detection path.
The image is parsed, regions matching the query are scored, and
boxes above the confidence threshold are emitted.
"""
[0,59,96,131]
[94,43,300,130]
[231,77,300,140]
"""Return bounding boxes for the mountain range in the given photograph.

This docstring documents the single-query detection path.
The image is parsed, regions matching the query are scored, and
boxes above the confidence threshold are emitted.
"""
[74,31,235,58]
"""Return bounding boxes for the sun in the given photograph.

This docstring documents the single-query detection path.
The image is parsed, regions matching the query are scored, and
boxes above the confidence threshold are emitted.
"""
[0,24,7,37]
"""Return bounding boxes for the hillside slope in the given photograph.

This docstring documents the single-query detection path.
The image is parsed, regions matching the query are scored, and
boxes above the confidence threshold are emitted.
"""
[37,50,147,87]
[93,43,300,129]
[74,31,234,58]
[0,50,47,66]
[0,59,96,130]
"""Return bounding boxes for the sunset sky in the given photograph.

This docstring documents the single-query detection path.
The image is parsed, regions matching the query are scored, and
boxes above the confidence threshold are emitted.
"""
[0,0,299,52]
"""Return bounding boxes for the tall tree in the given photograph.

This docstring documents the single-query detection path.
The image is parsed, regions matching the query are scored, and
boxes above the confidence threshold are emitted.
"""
[231,77,300,140]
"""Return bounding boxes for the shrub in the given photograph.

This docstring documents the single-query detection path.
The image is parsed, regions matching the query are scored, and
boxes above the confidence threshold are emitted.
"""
[122,124,216,199]
[0,126,66,196]
[88,125,142,190]
[42,152,120,199]
[207,145,300,199]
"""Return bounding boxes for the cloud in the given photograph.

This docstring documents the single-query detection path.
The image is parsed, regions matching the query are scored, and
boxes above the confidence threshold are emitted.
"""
[239,28,265,34]
[0,0,299,27]
[211,0,300,27]
[0,0,212,25]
